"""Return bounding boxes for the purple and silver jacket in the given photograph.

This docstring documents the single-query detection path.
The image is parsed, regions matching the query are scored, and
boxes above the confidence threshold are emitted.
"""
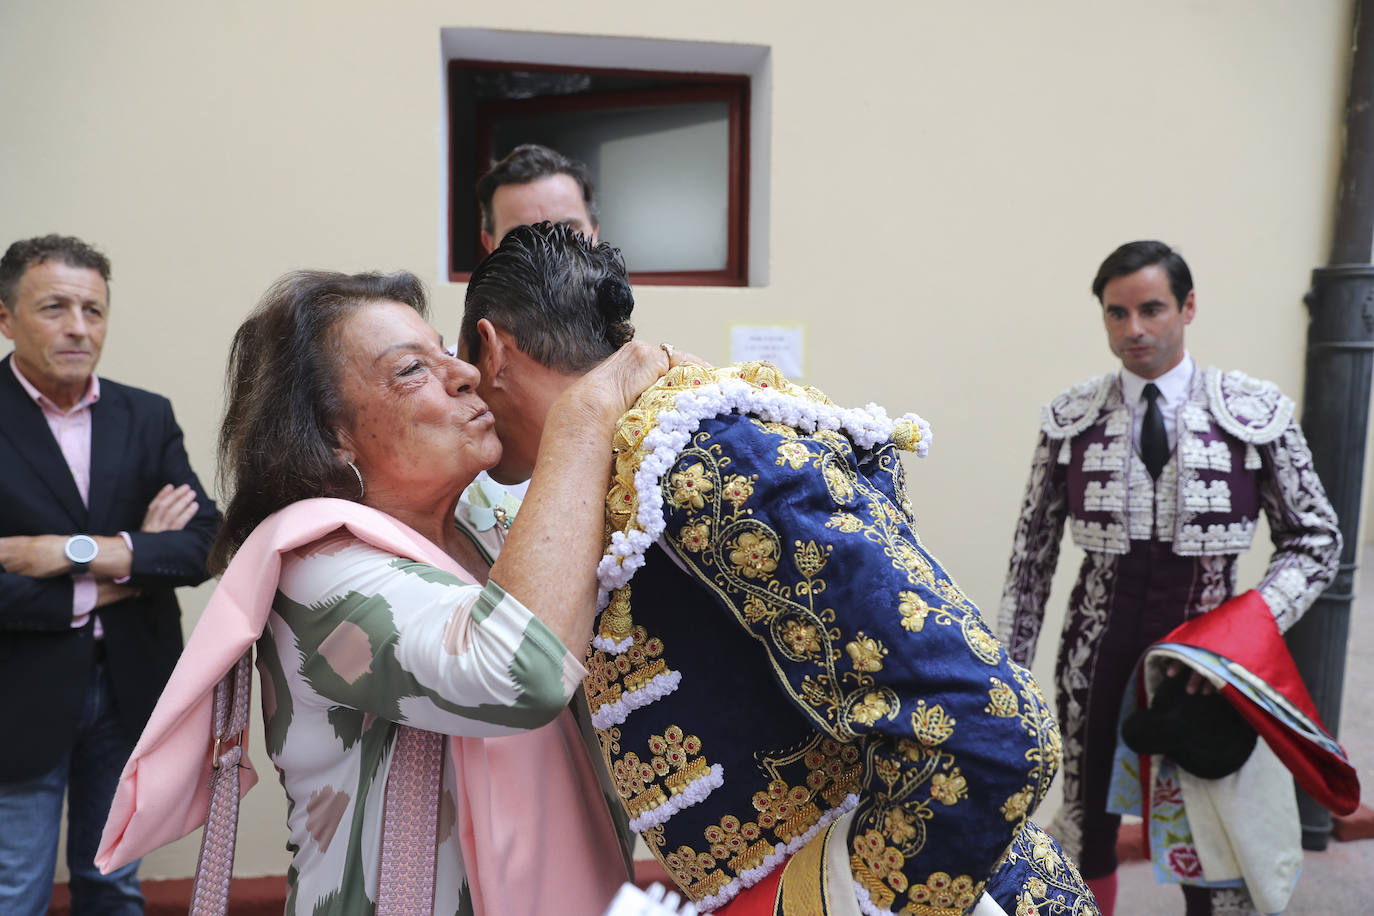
[998,366,1341,659]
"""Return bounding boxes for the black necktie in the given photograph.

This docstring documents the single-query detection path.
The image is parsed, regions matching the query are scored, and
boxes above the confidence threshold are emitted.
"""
[1141,383,1168,479]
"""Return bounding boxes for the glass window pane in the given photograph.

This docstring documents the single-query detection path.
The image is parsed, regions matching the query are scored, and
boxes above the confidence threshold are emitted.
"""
[492,101,731,272]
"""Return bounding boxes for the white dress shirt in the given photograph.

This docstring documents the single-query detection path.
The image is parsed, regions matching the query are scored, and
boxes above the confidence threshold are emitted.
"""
[1120,352,1195,454]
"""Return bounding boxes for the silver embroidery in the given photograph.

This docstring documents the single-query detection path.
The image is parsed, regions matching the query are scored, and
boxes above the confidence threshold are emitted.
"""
[1040,376,1111,440]
[1048,550,1118,864]
[1182,405,1212,433]
[1174,381,1215,542]
[1176,521,1257,553]
[1206,368,1294,444]
[1180,437,1231,472]
[1260,566,1310,629]
[1070,519,1128,553]
[1126,454,1155,540]
[1197,554,1232,614]
[1155,461,1178,541]
[1083,479,1125,513]
[1125,454,1178,541]
[1253,426,1342,632]
[1082,439,1128,473]
[1182,479,1232,514]
[999,434,1071,659]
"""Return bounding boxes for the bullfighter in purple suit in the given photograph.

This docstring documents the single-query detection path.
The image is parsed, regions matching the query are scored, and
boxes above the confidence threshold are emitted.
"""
[996,240,1341,916]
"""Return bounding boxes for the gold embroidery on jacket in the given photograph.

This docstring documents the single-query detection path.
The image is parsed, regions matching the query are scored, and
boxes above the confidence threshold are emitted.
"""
[848,722,988,911]
[1008,663,1062,827]
[963,618,1003,666]
[658,743,866,903]
[679,520,712,553]
[901,871,980,915]
[986,678,1019,718]
[728,528,781,580]
[738,361,790,391]
[911,701,956,746]
[761,734,864,813]
[722,473,757,509]
[997,822,1092,914]
[851,828,907,909]
[614,751,667,821]
[846,632,889,673]
[585,624,670,715]
[668,462,714,510]
[648,725,710,795]
[651,732,867,898]
[753,779,821,844]
[928,769,967,806]
[777,440,814,469]
[826,511,865,533]
[704,814,771,874]
[1001,786,1035,823]
[777,816,836,915]
[663,843,730,901]
[596,365,1065,913]
[659,428,933,740]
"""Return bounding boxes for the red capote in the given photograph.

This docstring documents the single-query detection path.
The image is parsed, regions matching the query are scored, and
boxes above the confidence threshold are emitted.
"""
[1156,589,1360,816]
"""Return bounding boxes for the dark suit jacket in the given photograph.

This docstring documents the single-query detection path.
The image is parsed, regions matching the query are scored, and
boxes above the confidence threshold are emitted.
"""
[0,353,219,782]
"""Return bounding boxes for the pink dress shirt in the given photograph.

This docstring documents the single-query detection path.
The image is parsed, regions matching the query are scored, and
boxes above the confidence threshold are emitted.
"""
[9,359,130,632]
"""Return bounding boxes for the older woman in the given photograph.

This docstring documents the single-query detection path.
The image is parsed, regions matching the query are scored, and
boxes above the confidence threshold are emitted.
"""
[98,269,676,915]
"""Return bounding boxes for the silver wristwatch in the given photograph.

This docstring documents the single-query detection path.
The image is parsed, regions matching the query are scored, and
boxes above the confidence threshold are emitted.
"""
[65,534,99,574]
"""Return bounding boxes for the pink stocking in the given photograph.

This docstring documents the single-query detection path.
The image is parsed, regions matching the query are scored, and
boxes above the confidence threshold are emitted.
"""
[1085,872,1117,916]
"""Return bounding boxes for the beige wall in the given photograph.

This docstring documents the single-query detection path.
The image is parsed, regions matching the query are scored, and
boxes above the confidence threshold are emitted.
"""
[0,0,1354,883]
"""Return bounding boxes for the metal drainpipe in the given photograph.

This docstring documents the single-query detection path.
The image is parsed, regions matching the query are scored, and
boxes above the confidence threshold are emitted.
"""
[1287,0,1374,852]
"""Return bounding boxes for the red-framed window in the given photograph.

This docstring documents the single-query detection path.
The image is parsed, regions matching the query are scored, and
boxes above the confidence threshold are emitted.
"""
[449,61,749,286]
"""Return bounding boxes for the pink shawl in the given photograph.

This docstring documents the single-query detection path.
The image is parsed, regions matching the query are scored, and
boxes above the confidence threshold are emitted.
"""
[96,498,626,916]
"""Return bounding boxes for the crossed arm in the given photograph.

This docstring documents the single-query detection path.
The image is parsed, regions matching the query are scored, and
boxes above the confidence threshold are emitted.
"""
[0,483,201,612]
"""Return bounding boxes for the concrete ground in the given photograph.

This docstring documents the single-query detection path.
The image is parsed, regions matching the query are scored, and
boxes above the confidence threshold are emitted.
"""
[1114,545,1374,915]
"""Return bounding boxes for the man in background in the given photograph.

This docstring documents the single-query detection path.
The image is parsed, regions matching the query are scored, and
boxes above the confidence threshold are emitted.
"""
[464,142,603,513]
[998,240,1340,916]
[0,234,219,914]
[477,142,599,254]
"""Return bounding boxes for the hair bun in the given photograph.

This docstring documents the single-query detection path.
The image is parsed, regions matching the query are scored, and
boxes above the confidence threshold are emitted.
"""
[595,276,634,322]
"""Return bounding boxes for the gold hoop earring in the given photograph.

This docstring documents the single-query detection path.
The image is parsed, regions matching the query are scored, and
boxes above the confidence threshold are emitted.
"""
[347,460,365,499]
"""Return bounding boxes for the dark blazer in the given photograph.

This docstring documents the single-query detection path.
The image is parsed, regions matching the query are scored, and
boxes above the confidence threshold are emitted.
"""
[0,353,219,782]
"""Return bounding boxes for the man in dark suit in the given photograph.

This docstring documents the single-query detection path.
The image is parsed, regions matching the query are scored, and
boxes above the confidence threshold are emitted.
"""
[0,235,218,915]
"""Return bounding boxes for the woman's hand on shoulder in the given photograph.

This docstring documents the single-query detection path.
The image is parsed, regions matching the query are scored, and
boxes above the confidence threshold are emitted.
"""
[561,341,707,425]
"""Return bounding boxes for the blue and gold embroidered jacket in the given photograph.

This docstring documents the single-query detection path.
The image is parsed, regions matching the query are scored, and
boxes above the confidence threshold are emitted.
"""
[589,364,1098,916]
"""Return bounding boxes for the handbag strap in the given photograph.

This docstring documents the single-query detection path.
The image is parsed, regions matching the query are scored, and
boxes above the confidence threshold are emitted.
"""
[189,651,253,915]
[189,651,444,915]
[376,725,444,914]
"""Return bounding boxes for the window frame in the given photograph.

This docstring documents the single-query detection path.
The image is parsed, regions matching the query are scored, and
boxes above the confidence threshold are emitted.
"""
[448,59,750,286]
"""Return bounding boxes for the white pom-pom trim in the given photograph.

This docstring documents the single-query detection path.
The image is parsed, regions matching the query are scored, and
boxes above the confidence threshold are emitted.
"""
[695,794,862,912]
[854,881,897,916]
[896,412,933,458]
[596,381,931,609]
[589,669,683,730]
[627,763,724,833]
[591,633,634,654]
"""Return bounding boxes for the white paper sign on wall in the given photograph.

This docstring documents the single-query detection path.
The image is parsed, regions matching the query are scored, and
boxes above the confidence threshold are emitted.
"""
[728,324,805,379]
